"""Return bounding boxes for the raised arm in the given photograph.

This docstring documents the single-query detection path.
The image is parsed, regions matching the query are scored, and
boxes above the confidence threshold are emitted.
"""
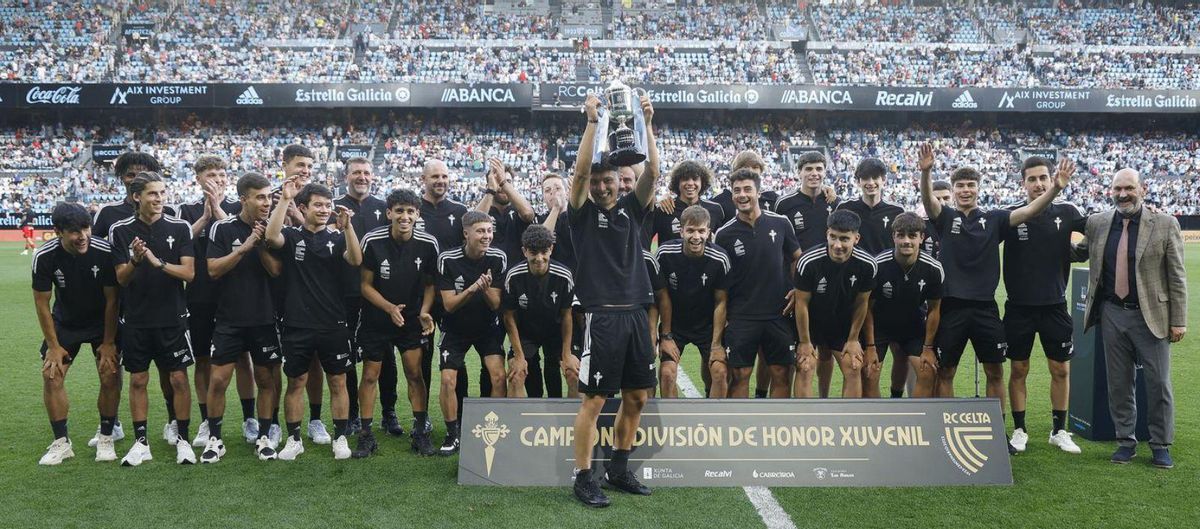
[266,177,301,249]
[1010,159,1074,226]
[570,95,602,209]
[917,142,941,223]
[633,94,658,209]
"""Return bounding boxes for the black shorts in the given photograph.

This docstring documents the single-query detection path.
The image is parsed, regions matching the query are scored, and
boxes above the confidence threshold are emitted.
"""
[1004,302,1074,362]
[121,325,194,373]
[281,326,352,378]
[936,299,1008,368]
[508,336,564,362]
[211,324,281,366]
[660,327,713,363]
[187,303,216,359]
[344,296,362,362]
[357,323,428,363]
[579,308,656,394]
[40,325,107,363]
[723,318,796,368]
[438,329,504,371]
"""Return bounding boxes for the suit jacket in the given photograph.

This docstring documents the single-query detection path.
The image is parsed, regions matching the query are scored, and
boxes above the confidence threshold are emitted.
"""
[1080,209,1188,339]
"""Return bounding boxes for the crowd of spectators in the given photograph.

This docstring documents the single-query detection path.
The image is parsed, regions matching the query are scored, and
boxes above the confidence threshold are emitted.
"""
[1023,6,1199,47]
[1032,50,1200,90]
[354,44,576,83]
[808,46,1039,88]
[812,4,987,43]
[587,45,804,84]
[609,3,770,41]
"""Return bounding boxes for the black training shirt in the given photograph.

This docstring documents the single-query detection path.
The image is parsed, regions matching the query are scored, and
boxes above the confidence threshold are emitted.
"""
[568,193,654,309]
[178,197,242,305]
[417,197,470,250]
[332,193,389,298]
[655,240,730,336]
[836,199,906,255]
[207,216,276,327]
[715,211,800,320]
[436,245,507,335]
[773,190,840,253]
[1002,201,1085,306]
[32,237,117,329]
[795,246,877,336]
[276,226,349,329]
[93,200,177,239]
[931,207,1011,301]
[359,226,441,331]
[871,249,944,337]
[649,198,725,245]
[502,259,575,343]
[109,215,193,328]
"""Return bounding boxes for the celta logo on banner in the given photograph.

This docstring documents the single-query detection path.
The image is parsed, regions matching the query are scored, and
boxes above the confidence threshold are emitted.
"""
[471,411,510,477]
[556,85,602,98]
[941,412,995,475]
[236,86,264,105]
[26,86,82,105]
[952,90,978,109]
[442,87,516,103]
[779,89,853,106]
[874,90,933,107]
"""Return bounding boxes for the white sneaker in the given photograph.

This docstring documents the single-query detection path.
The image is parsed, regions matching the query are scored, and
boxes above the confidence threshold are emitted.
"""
[308,420,332,445]
[255,436,277,461]
[1010,428,1029,453]
[268,423,282,449]
[87,421,124,447]
[175,438,197,464]
[191,420,211,447]
[163,420,178,446]
[200,437,226,464]
[1049,430,1082,454]
[95,435,117,462]
[332,435,351,460]
[121,442,153,466]
[242,418,259,444]
[279,437,305,461]
[39,438,74,466]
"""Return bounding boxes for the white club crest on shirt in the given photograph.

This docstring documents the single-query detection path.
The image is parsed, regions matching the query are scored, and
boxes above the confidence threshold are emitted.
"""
[979,217,987,230]
[768,229,777,242]
[91,265,100,278]
[326,240,335,253]
[414,256,422,270]
[882,215,890,228]
[1054,216,1062,230]
[701,273,708,286]
[374,209,382,220]
[551,291,558,303]
[593,371,603,383]
[166,235,176,249]
[918,279,927,291]
[448,214,456,225]
[849,275,858,287]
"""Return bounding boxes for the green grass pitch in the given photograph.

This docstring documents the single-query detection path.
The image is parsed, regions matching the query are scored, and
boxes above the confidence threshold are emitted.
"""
[1,241,1196,528]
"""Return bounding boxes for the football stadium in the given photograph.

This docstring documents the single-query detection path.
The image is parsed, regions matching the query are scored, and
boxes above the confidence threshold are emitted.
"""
[1,1,1197,527]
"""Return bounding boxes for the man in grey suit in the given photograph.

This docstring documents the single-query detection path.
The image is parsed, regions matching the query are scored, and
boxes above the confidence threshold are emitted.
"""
[1078,168,1187,469]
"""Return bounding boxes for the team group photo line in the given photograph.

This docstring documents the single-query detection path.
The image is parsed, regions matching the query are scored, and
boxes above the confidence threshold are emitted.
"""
[31,92,1187,507]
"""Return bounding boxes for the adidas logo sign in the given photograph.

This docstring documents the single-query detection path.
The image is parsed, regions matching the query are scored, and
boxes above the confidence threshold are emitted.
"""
[952,90,978,109]
[236,86,264,105]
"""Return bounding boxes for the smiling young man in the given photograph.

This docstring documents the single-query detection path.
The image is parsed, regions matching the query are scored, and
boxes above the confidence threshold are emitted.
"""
[649,161,725,245]
[654,206,730,398]
[568,93,660,508]
[868,212,944,399]
[34,203,121,465]
[265,180,362,461]
[435,211,508,455]
[199,173,281,463]
[793,210,876,398]
[501,224,575,398]
[109,172,196,466]
[1002,156,1086,455]
[918,143,1074,453]
[356,188,439,457]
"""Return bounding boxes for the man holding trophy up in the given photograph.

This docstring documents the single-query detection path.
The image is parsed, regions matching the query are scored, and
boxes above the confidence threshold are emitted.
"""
[568,81,660,508]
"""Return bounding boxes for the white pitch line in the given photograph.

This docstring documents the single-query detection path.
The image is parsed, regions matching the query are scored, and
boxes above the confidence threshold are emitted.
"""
[674,371,798,529]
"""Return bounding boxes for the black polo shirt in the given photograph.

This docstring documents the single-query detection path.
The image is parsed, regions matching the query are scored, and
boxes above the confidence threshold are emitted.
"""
[31,237,117,329]
[921,217,941,259]
[178,197,242,305]
[536,210,576,272]
[417,197,470,250]
[359,226,441,331]
[1101,208,1141,303]
[276,226,349,330]
[568,193,654,309]
[712,189,778,222]
[331,193,389,298]
[836,199,905,255]
[649,198,726,245]
[655,240,730,336]
[1002,201,1086,306]
[871,249,945,336]
[437,245,507,335]
[715,211,800,320]
[931,207,1011,301]
[109,214,193,328]
[502,259,575,343]
[491,206,532,268]
[207,216,276,327]
[773,190,840,253]
[92,200,177,239]
[794,246,877,334]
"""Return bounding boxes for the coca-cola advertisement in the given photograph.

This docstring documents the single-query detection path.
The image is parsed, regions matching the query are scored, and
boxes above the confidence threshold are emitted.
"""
[24,85,82,105]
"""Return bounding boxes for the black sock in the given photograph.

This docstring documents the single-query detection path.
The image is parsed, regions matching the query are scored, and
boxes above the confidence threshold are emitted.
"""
[209,416,223,440]
[272,409,279,426]
[445,420,458,438]
[166,397,176,421]
[100,416,116,436]
[1013,410,1026,431]
[608,448,631,477]
[890,388,904,398]
[754,389,768,399]
[346,369,360,419]
[240,398,255,421]
[177,419,190,441]
[309,403,321,423]
[361,417,374,434]
[50,419,68,440]
[134,421,148,444]
[1052,410,1067,434]
[333,419,348,438]
[199,403,208,421]
[414,411,428,433]
[257,417,272,439]
[287,421,302,441]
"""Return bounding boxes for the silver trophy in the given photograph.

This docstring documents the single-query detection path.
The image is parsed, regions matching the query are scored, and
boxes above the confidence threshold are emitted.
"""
[603,79,648,167]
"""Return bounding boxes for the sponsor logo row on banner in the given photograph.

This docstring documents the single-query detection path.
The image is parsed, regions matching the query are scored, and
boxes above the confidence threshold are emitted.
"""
[1,83,1196,113]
